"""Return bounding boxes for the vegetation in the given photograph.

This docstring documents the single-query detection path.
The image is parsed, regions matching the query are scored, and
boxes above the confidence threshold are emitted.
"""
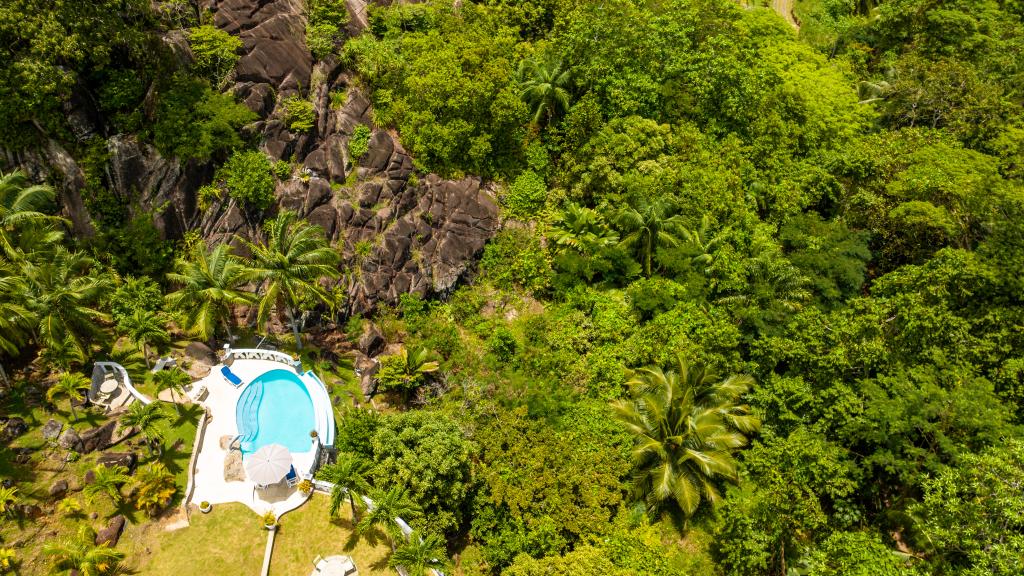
[4,0,1024,575]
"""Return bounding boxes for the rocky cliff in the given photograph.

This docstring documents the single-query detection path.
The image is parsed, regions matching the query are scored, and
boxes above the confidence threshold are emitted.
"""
[5,0,499,315]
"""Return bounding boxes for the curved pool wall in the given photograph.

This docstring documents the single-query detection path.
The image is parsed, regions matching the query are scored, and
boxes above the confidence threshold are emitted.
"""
[235,368,334,458]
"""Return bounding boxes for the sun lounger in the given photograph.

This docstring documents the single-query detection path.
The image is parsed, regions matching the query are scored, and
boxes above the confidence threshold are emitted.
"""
[286,465,299,487]
[221,365,245,387]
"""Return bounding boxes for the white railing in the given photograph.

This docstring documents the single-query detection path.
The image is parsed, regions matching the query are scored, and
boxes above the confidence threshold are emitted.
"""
[227,348,302,371]
[93,362,152,405]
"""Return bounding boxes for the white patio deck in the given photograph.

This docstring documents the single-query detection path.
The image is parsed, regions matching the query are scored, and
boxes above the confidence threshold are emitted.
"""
[187,358,315,517]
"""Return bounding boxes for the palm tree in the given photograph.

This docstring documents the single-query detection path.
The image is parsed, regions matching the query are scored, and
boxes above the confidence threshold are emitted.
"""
[0,170,64,258]
[151,368,190,407]
[119,401,168,454]
[0,486,19,517]
[131,462,177,516]
[21,247,111,361]
[46,371,91,421]
[83,464,131,506]
[240,211,340,350]
[549,202,620,255]
[612,199,686,277]
[118,309,168,369]
[165,240,251,345]
[322,453,371,522]
[389,531,450,576]
[611,356,760,528]
[43,525,125,576]
[517,56,572,126]
[358,486,422,550]
[679,214,723,273]
[0,264,33,384]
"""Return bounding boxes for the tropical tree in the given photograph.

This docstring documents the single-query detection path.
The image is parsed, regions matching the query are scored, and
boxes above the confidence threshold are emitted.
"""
[119,401,168,453]
[165,239,251,344]
[46,371,91,420]
[240,210,340,349]
[612,199,686,277]
[0,264,33,384]
[611,356,760,528]
[679,214,724,273]
[131,462,177,516]
[374,346,440,402]
[389,531,451,576]
[118,309,168,369]
[43,525,125,576]
[0,169,63,258]
[357,486,422,549]
[21,247,111,361]
[83,464,131,506]
[517,56,572,126]
[151,367,191,407]
[322,453,371,522]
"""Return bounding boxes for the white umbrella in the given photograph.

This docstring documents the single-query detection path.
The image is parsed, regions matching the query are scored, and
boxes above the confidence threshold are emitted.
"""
[245,444,293,486]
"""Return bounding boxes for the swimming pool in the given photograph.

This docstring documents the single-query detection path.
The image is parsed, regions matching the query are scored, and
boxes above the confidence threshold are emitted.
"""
[236,369,317,456]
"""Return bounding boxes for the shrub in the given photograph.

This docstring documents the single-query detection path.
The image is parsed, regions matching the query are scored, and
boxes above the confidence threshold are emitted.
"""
[151,77,255,161]
[282,96,316,133]
[504,170,547,219]
[273,159,292,180]
[188,25,242,87]
[348,124,371,161]
[307,22,339,60]
[110,276,164,326]
[221,150,276,210]
[486,326,518,362]
[480,229,552,293]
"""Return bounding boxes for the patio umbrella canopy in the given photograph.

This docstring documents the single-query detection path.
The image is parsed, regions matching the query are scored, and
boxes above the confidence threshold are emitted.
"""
[245,444,293,486]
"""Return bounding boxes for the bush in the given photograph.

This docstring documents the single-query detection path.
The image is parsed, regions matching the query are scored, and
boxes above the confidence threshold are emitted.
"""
[504,170,547,219]
[486,326,518,362]
[188,25,242,86]
[480,229,552,293]
[282,96,316,133]
[110,276,164,326]
[151,77,256,161]
[273,159,292,180]
[221,150,276,210]
[307,22,339,60]
[348,124,371,161]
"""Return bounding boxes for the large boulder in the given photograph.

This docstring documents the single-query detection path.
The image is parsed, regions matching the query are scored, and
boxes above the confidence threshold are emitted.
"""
[185,341,218,365]
[358,325,386,358]
[80,421,118,454]
[97,452,138,473]
[223,450,245,482]
[215,0,312,95]
[48,479,69,500]
[95,515,126,547]
[58,428,84,452]
[0,417,28,442]
[41,419,63,440]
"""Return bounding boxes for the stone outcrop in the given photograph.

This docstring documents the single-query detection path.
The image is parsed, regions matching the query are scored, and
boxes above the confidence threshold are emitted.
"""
[49,480,69,500]
[0,417,28,442]
[58,428,83,452]
[97,452,138,472]
[95,515,126,547]
[79,421,118,454]
[41,419,63,441]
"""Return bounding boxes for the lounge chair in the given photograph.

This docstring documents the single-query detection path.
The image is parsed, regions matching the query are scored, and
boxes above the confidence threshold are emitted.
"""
[221,365,245,387]
[286,465,299,487]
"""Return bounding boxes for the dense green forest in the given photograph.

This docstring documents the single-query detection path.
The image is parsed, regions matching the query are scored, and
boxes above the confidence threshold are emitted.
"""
[2,0,1024,575]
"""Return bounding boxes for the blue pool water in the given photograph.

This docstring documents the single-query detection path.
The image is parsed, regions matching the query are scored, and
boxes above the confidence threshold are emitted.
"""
[236,369,316,456]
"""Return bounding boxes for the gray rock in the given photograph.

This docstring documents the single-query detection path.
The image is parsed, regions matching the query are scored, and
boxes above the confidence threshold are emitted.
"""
[44,419,66,441]
[224,450,245,482]
[1,417,28,442]
[49,480,68,499]
[58,428,83,452]
[358,324,386,358]
[16,504,42,519]
[80,421,117,454]
[184,341,217,365]
[97,452,137,473]
[95,515,126,547]
[83,469,96,484]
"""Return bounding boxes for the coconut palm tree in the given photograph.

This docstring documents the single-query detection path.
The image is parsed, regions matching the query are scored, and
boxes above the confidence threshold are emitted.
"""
[46,371,91,421]
[165,239,251,345]
[119,401,168,454]
[357,486,422,550]
[83,464,131,506]
[612,199,687,278]
[389,531,451,576]
[679,214,723,273]
[240,211,340,350]
[0,170,64,258]
[517,56,572,126]
[118,309,168,369]
[151,368,190,407]
[131,462,177,516]
[612,356,760,528]
[43,525,125,576]
[21,247,111,362]
[322,453,371,522]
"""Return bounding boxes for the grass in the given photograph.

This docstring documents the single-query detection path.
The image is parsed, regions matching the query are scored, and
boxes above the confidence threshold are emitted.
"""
[121,495,392,576]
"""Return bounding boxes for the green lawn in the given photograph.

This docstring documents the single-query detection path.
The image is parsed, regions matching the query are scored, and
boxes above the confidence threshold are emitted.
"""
[122,495,392,576]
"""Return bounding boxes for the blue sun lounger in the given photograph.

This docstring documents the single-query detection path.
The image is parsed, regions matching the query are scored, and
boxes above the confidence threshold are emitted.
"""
[221,365,245,387]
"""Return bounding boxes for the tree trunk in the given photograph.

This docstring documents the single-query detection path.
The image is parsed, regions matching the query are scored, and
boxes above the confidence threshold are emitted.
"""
[350,494,359,522]
[142,340,151,369]
[289,308,303,350]
[0,362,8,385]
[69,400,78,422]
